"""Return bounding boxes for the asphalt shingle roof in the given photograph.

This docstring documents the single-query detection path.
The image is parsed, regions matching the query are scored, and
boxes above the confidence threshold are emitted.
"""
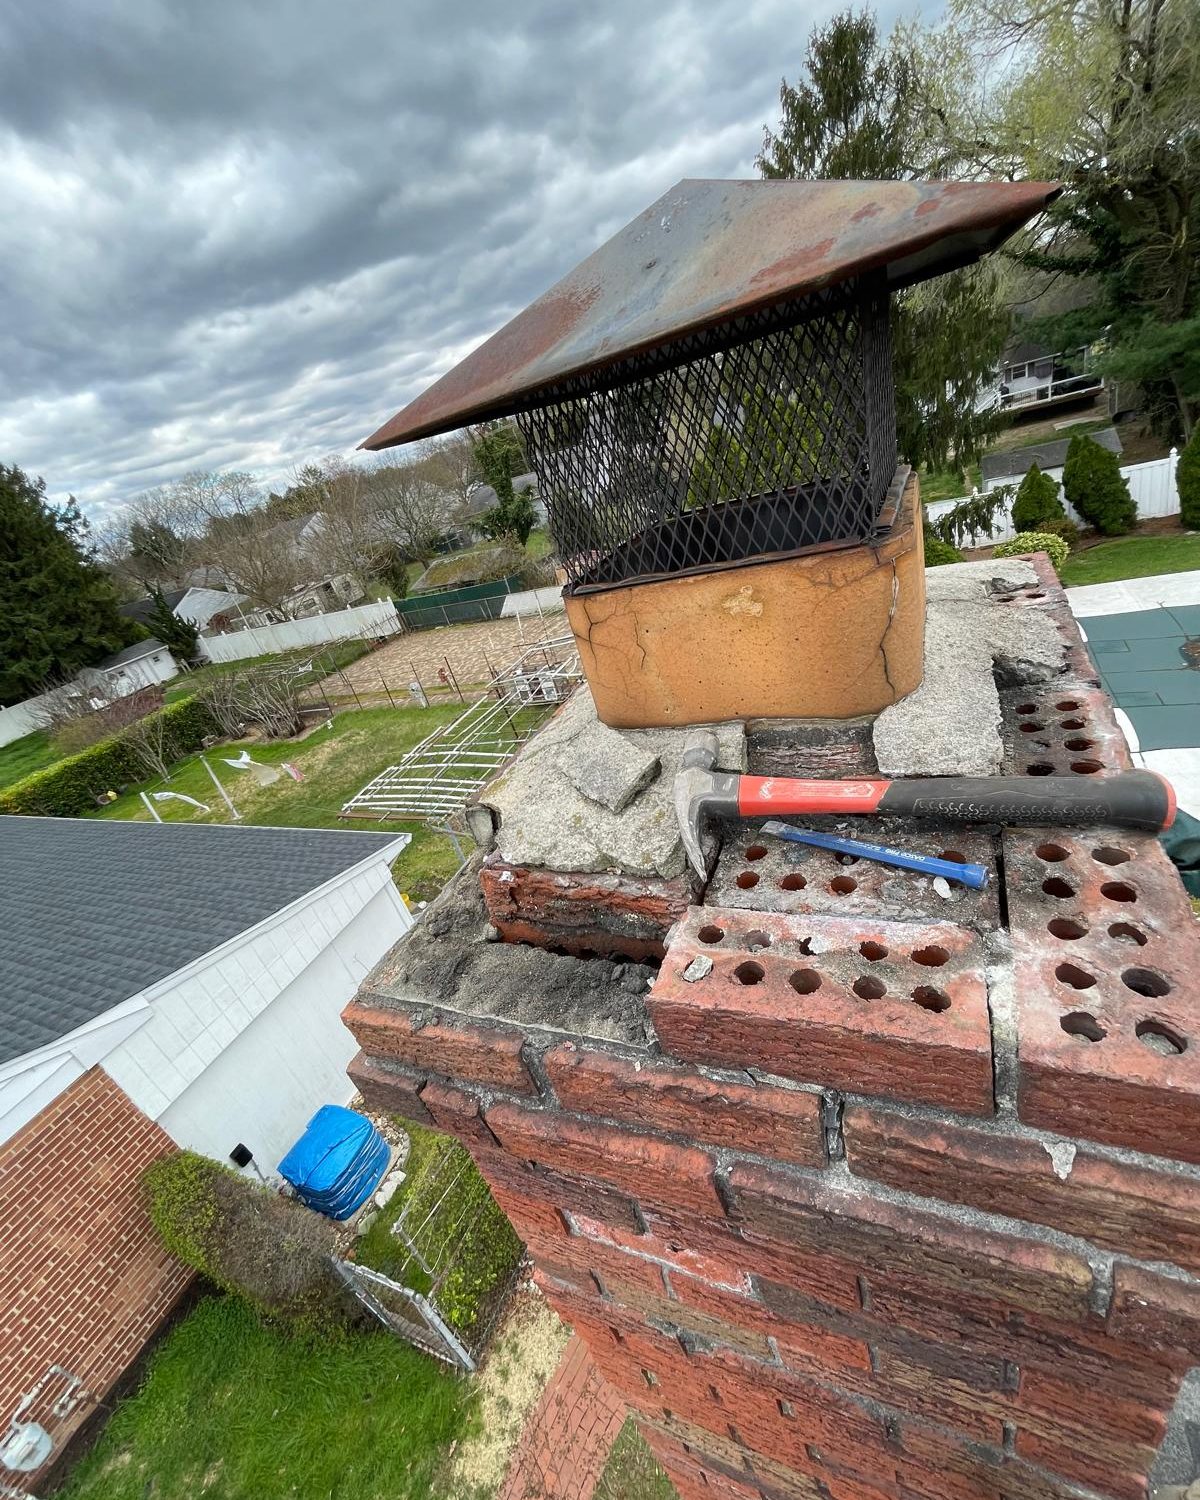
[981,428,1122,485]
[0,818,400,1065]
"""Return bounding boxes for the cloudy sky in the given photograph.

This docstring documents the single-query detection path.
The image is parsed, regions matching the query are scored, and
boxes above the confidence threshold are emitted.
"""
[0,0,908,522]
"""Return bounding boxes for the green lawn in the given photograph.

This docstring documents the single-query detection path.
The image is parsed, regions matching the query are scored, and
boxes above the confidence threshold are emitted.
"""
[1061,530,1200,587]
[0,728,58,789]
[59,1296,469,1500]
[919,462,982,504]
[356,1118,523,1341]
[88,704,473,903]
[595,1419,678,1500]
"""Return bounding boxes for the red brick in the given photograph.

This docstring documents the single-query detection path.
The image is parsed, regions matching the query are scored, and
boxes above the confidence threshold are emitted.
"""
[342,1000,535,1093]
[1107,1262,1200,1360]
[642,1203,865,1314]
[479,855,688,963]
[526,1229,669,1299]
[1013,1430,1150,1500]
[728,1161,1093,1321]
[642,1414,825,1500]
[571,1212,756,1294]
[0,1068,188,1462]
[844,1105,1200,1272]
[418,1079,495,1144]
[667,1272,871,1375]
[545,1043,826,1167]
[471,1143,641,1236]
[346,1051,432,1123]
[862,1268,1182,1408]
[648,907,993,1115]
[1015,1365,1166,1449]
[1004,827,1200,1164]
[486,1101,723,1218]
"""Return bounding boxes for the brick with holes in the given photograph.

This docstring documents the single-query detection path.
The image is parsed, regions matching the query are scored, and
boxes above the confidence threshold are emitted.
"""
[647,907,994,1113]
[1004,828,1200,1162]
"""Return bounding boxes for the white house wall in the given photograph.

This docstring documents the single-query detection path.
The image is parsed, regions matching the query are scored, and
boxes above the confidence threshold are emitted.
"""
[102,858,411,1169]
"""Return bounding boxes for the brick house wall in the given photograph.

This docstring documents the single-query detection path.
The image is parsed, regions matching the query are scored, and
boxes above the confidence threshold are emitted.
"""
[0,1067,191,1467]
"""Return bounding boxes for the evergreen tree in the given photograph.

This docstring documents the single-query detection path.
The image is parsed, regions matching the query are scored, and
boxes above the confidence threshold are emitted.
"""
[146,589,202,665]
[1176,424,1200,531]
[1011,464,1066,532]
[1061,436,1137,536]
[757,10,1011,475]
[0,464,138,706]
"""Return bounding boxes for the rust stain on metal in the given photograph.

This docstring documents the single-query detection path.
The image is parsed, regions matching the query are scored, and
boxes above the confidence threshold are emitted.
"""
[362,176,1060,450]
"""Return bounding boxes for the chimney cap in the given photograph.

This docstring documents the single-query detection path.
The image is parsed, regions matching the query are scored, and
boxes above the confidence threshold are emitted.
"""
[361,176,1059,451]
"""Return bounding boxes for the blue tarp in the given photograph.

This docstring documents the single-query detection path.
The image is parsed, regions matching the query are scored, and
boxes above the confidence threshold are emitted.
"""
[277,1104,391,1220]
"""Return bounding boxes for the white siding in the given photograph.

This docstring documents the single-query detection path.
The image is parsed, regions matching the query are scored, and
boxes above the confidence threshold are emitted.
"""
[101,856,411,1172]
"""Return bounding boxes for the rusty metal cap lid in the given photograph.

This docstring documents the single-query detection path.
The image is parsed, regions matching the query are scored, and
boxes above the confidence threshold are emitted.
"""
[362,176,1060,450]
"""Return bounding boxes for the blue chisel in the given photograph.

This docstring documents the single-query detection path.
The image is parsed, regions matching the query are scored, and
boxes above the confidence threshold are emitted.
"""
[759,820,990,890]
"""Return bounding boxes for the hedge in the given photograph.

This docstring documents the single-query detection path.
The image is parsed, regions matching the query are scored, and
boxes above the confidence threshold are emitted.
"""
[923,529,965,566]
[1062,434,1137,535]
[994,531,1071,574]
[0,696,219,818]
[144,1150,359,1340]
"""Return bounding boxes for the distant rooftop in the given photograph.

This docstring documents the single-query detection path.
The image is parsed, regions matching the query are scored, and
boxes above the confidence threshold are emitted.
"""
[0,818,400,1064]
[981,427,1122,485]
[97,637,168,670]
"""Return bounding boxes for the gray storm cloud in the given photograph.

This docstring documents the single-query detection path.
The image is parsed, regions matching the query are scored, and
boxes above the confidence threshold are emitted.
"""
[0,0,880,519]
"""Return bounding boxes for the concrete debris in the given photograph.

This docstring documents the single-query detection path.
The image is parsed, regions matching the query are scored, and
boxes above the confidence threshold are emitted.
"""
[682,955,714,982]
[1042,1141,1076,1181]
[563,719,661,813]
[932,876,952,900]
[481,685,746,879]
[873,564,1064,778]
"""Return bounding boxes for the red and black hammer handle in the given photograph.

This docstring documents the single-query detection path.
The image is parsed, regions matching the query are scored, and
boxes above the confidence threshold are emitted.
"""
[739,770,1176,833]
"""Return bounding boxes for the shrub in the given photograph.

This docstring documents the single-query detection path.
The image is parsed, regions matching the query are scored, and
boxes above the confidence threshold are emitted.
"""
[1011,464,1066,532]
[994,531,1070,573]
[1038,516,1081,551]
[923,529,965,566]
[1062,435,1137,535]
[144,1151,359,1339]
[0,695,219,817]
[1178,424,1200,530]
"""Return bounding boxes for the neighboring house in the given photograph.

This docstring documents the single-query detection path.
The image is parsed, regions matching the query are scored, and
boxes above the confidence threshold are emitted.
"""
[462,472,545,529]
[282,571,366,619]
[0,818,411,1477]
[974,343,1106,418]
[120,585,259,634]
[981,427,1123,491]
[86,638,179,700]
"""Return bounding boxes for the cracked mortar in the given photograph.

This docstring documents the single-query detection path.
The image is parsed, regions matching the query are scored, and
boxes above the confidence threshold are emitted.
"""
[873,559,1065,777]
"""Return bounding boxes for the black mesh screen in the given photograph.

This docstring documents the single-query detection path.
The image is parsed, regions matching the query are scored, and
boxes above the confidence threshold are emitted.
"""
[515,275,898,594]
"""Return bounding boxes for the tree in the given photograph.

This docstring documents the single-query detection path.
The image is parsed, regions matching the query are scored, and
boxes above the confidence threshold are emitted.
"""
[1062,434,1137,535]
[757,11,1012,474]
[477,485,536,545]
[194,470,312,616]
[1011,464,1066,532]
[471,422,527,507]
[146,589,202,665]
[946,0,1200,439]
[1178,423,1200,530]
[367,458,452,563]
[0,464,138,706]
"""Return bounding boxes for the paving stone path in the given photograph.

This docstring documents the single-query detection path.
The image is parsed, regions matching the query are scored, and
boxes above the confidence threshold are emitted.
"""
[497,1334,627,1500]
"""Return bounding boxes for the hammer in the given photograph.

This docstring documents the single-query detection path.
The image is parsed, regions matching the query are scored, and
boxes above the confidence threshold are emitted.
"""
[674,731,1176,880]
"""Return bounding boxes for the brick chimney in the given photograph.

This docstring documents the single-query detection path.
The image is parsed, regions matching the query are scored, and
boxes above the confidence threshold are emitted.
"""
[344,556,1200,1500]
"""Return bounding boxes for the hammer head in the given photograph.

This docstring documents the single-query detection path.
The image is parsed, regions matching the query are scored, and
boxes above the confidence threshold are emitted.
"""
[674,732,741,881]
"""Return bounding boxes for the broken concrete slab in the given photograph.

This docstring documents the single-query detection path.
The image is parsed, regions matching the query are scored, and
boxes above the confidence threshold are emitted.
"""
[873,563,1064,777]
[563,719,661,813]
[481,686,746,879]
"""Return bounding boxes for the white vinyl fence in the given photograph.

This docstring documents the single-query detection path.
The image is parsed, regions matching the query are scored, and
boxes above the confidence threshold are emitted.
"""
[0,690,57,749]
[201,599,403,663]
[925,450,1182,549]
